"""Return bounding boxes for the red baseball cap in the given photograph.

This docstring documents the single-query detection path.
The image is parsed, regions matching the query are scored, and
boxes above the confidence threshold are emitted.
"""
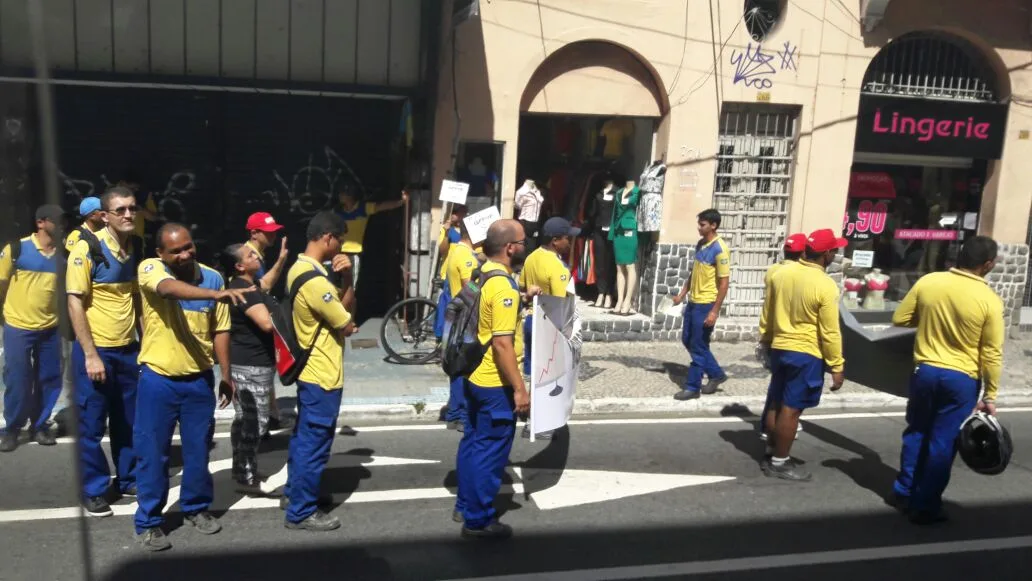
[783,233,807,253]
[806,228,848,253]
[246,212,284,232]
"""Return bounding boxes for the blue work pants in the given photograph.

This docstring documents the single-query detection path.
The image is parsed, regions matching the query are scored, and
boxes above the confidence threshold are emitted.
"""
[2,325,62,434]
[681,302,725,391]
[455,380,516,529]
[285,380,343,524]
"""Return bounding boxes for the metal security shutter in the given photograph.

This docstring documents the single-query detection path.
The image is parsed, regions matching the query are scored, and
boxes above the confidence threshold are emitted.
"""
[712,103,800,319]
[53,85,219,244]
[222,94,403,313]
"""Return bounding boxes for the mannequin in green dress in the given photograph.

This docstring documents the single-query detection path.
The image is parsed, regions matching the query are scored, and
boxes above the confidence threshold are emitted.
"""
[608,180,640,315]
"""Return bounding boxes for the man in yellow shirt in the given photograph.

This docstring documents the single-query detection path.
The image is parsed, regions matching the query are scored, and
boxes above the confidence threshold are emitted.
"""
[67,186,144,518]
[434,204,470,342]
[673,209,730,400]
[64,197,106,252]
[336,188,407,288]
[283,211,357,532]
[0,204,64,452]
[889,235,1004,525]
[455,219,533,540]
[133,223,248,552]
[759,228,847,482]
[442,221,480,430]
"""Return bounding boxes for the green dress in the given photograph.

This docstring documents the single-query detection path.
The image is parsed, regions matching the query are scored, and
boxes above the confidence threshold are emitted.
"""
[608,186,640,265]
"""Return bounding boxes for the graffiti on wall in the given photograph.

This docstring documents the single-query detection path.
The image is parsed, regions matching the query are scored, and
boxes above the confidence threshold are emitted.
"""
[247,146,368,217]
[730,41,798,89]
[58,169,199,225]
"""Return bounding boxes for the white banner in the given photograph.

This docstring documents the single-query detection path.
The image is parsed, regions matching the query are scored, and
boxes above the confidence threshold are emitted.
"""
[530,294,578,437]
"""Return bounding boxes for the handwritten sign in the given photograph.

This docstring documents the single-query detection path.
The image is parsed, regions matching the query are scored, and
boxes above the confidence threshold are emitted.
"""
[439,179,470,204]
[852,250,874,268]
[463,206,500,245]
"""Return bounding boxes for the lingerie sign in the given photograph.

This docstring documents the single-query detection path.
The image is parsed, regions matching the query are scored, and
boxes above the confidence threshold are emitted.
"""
[854,95,1008,159]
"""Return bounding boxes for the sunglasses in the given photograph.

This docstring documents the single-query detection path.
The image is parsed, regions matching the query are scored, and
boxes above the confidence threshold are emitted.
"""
[108,205,139,216]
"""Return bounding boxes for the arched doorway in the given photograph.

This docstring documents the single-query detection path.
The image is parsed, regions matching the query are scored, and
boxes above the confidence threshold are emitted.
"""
[514,40,667,309]
[844,31,1008,303]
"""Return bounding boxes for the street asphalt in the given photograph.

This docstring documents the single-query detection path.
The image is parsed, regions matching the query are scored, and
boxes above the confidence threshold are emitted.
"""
[3,406,1032,581]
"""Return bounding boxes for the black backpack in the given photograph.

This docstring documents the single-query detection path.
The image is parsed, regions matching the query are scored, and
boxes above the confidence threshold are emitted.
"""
[269,270,327,386]
[440,268,517,378]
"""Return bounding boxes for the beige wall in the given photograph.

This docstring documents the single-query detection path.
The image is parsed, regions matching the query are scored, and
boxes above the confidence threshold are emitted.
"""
[433,0,1032,245]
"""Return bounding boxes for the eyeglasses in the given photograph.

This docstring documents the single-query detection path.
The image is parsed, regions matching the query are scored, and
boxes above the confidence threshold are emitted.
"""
[108,205,138,216]
[510,239,527,246]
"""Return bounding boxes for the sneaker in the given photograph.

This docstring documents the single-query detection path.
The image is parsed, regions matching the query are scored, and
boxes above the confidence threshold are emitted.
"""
[761,460,812,482]
[452,510,464,523]
[285,510,340,532]
[185,511,222,535]
[83,496,113,517]
[122,484,138,498]
[700,376,728,395]
[0,432,17,452]
[446,420,465,432]
[674,390,700,401]
[885,492,910,514]
[909,510,949,526]
[136,527,172,552]
[31,429,57,446]
[461,521,513,540]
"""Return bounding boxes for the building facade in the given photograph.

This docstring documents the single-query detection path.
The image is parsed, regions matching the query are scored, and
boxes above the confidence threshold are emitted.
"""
[432,0,1032,339]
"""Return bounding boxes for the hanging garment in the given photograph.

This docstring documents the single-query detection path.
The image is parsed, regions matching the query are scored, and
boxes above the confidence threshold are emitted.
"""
[609,186,640,266]
[637,162,666,232]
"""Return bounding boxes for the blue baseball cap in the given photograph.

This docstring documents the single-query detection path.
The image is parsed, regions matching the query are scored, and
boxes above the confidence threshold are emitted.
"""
[79,197,102,217]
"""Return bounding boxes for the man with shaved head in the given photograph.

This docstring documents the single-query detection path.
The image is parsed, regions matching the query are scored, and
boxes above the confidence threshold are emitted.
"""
[454,218,537,540]
[133,223,250,551]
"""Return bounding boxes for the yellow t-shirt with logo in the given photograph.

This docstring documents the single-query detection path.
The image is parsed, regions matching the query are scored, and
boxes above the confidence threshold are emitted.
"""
[689,236,731,304]
[287,255,353,389]
[0,235,59,330]
[518,247,571,298]
[437,225,460,279]
[137,258,230,376]
[763,259,844,372]
[66,228,139,347]
[892,268,1005,401]
[469,261,524,388]
[338,202,379,254]
[65,224,103,253]
[446,243,478,298]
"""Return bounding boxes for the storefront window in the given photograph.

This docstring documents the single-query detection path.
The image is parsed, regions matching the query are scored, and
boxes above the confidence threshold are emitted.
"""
[843,162,985,304]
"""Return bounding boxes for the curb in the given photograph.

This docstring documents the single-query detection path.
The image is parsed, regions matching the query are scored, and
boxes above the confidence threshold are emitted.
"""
[208,391,1032,424]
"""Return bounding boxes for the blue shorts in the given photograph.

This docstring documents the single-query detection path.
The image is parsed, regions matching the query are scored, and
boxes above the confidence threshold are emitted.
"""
[767,349,825,410]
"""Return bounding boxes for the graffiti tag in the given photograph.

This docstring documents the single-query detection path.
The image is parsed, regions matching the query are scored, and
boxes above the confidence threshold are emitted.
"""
[730,42,798,89]
[253,146,368,217]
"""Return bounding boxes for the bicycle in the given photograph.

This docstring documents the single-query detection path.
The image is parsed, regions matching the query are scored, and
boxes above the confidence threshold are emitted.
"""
[379,277,444,365]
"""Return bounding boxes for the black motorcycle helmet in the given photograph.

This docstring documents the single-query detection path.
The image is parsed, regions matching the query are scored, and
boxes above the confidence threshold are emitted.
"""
[957,412,1013,476]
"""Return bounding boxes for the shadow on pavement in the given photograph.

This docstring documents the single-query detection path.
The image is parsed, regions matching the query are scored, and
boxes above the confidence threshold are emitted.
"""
[98,500,1032,581]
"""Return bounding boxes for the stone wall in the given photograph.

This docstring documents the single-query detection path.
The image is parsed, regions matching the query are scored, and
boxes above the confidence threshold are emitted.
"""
[989,243,1029,336]
[637,243,694,317]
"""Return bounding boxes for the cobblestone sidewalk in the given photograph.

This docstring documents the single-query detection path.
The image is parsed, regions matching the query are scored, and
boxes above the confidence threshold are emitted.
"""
[576,336,1032,403]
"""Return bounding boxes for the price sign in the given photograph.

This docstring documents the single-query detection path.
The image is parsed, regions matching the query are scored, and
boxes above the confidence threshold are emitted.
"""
[843,199,890,241]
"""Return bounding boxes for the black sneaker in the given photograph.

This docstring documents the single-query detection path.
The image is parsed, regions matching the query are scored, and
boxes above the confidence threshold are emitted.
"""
[185,511,222,535]
[285,510,340,532]
[674,390,700,401]
[279,494,334,511]
[122,484,138,498]
[461,521,513,540]
[83,496,113,517]
[31,429,57,446]
[452,510,464,523]
[909,510,949,526]
[761,460,813,482]
[885,492,910,514]
[136,527,172,552]
[0,432,17,452]
[701,376,728,395]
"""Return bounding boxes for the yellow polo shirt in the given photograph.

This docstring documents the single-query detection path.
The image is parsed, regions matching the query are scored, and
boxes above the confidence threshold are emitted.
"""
[446,242,478,298]
[689,236,731,304]
[287,255,353,389]
[762,259,844,372]
[758,259,798,338]
[469,260,524,388]
[338,202,379,254]
[65,224,102,253]
[892,268,1005,401]
[66,228,139,347]
[0,235,58,331]
[137,258,230,376]
[437,225,461,279]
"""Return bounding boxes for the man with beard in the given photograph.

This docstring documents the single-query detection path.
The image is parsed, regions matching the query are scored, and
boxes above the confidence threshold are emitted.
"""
[67,187,144,517]
[0,204,64,451]
[133,223,249,551]
[517,216,582,440]
[64,197,107,252]
[454,219,534,540]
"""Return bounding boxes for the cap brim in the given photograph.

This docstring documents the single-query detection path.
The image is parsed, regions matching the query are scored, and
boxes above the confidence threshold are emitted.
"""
[567,226,582,237]
[833,237,848,249]
[252,224,284,232]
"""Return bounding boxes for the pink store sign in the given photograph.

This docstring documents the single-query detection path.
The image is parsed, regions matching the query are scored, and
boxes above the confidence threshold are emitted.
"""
[894,229,958,241]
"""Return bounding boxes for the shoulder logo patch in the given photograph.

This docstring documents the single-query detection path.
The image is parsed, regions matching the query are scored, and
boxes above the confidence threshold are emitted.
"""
[502,298,514,308]
[560,274,567,281]
[322,292,334,303]
[73,257,84,266]
[719,258,729,265]
[143,263,154,273]
[466,261,473,267]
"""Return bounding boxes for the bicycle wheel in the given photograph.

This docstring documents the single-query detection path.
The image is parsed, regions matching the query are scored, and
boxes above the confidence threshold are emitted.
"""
[380,297,441,365]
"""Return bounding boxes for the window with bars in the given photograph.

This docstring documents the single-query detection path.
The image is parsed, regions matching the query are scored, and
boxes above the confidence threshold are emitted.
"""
[862,32,1000,103]
[711,103,801,319]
